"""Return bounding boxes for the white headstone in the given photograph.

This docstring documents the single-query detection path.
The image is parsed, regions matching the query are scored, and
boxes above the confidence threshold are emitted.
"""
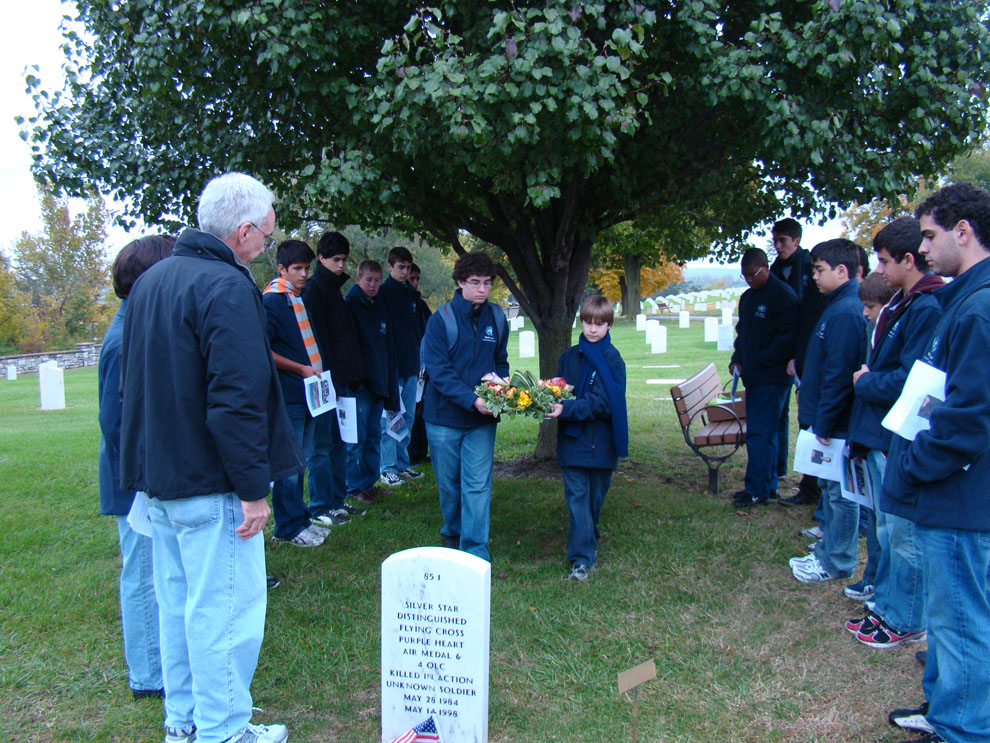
[6,364,15,381]
[704,316,719,343]
[694,303,706,312]
[39,363,65,410]
[510,316,524,331]
[635,313,647,331]
[721,307,733,325]
[678,311,690,329]
[519,330,536,358]
[650,324,667,354]
[381,547,490,743]
[717,323,734,351]
[645,319,660,344]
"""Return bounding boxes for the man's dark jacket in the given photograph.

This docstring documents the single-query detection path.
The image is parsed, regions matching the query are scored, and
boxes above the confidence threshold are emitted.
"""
[797,279,865,439]
[120,228,302,502]
[848,274,943,452]
[379,276,422,377]
[730,272,798,388]
[300,262,363,391]
[882,257,990,532]
[344,284,400,410]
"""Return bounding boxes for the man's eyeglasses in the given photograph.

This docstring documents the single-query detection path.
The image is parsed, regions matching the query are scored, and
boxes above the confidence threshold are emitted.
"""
[250,223,276,251]
[741,266,766,283]
[463,279,494,288]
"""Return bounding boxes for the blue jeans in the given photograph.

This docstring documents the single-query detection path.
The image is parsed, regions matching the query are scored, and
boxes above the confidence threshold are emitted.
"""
[271,402,313,540]
[307,410,347,516]
[147,493,267,743]
[380,374,417,474]
[872,453,927,632]
[427,422,497,561]
[918,525,990,742]
[814,473,858,578]
[743,384,788,498]
[561,466,612,568]
[116,516,162,692]
[346,388,384,496]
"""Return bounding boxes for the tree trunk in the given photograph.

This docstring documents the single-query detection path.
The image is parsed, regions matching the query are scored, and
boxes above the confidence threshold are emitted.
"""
[618,273,628,317]
[623,253,643,321]
[531,311,576,459]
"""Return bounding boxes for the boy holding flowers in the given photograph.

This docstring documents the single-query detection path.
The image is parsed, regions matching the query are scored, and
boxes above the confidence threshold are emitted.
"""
[547,295,628,581]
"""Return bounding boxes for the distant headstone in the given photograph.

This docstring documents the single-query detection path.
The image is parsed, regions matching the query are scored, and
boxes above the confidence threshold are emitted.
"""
[704,316,719,343]
[678,311,690,329]
[635,313,647,331]
[6,365,15,381]
[717,323,734,351]
[650,325,667,354]
[381,547,490,743]
[519,331,536,358]
[694,303,706,312]
[721,307,733,325]
[510,316,524,331]
[39,362,65,410]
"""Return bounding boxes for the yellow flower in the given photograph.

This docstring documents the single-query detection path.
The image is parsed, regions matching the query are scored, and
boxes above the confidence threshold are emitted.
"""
[550,385,561,397]
[517,391,532,409]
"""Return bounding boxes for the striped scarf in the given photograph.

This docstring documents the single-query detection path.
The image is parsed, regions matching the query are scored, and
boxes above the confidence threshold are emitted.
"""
[263,278,323,372]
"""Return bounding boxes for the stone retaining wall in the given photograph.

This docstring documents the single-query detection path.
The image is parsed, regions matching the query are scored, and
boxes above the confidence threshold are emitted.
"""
[1,344,101,376]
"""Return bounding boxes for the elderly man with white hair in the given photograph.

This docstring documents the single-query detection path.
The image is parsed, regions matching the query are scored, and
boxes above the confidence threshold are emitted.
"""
[120,173,302,743]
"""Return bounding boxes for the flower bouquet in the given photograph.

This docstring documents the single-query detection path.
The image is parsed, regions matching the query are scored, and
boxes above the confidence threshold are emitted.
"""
[475,370,574,419]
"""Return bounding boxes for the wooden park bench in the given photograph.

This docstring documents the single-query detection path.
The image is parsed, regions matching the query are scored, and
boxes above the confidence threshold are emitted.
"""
[669,363,746,494]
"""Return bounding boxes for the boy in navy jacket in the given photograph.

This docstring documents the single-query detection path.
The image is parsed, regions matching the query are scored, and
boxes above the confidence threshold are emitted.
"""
[730,248,797,507]
[345,260,400,504]
[881,184,990,743]
[789,239,866,583]
[262,240,331,547]
[547,295,627,581]
[421,252,509,561]
[844,218,941,646]
[377,246,425,485]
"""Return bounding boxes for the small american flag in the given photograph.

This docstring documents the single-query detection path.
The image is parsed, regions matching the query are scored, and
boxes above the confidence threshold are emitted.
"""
[387,715,442,743]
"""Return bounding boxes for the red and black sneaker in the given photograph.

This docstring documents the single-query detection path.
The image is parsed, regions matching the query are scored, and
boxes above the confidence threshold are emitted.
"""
[858,618,927,647]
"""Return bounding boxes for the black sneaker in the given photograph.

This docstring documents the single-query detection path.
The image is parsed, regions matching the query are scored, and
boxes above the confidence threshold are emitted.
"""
[266,575,281,590]
[732,490,768,507]
[889,703,934,734]
[779,489,818,506]
[340,502,366,517]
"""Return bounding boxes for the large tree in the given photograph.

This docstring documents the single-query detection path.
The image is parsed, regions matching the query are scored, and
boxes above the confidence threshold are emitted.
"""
[23,0,990,452]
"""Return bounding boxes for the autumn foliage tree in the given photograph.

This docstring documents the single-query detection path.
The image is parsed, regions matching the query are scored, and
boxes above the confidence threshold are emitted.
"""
[11,187,112,348]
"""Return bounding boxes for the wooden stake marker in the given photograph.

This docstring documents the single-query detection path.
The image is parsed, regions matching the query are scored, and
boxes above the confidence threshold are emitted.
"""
[617,659,656,743]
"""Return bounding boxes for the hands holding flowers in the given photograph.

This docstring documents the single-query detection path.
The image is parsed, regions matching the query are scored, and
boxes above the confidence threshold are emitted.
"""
[474,370,574,419]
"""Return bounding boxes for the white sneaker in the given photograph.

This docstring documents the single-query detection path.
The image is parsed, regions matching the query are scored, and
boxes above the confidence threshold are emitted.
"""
[380,471,404,487]
[791,554,834,583]
[235,723,288,743]
[275,525,326,547]
[398,468,425,480]
[311,509,350,527]
[788,553,816,569]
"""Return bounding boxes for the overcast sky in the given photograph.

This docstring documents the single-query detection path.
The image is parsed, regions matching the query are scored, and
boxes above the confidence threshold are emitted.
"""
[0,0,842,266]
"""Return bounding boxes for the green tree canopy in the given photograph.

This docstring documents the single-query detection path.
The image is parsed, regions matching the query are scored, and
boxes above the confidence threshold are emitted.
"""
[23,0,990,451]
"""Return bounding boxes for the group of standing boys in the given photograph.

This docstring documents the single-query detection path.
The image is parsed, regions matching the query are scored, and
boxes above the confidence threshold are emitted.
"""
[96,171,630,743]
[734,183,990,743]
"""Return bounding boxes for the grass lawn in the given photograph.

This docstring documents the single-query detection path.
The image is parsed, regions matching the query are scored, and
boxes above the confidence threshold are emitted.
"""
[0,319,919,742]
